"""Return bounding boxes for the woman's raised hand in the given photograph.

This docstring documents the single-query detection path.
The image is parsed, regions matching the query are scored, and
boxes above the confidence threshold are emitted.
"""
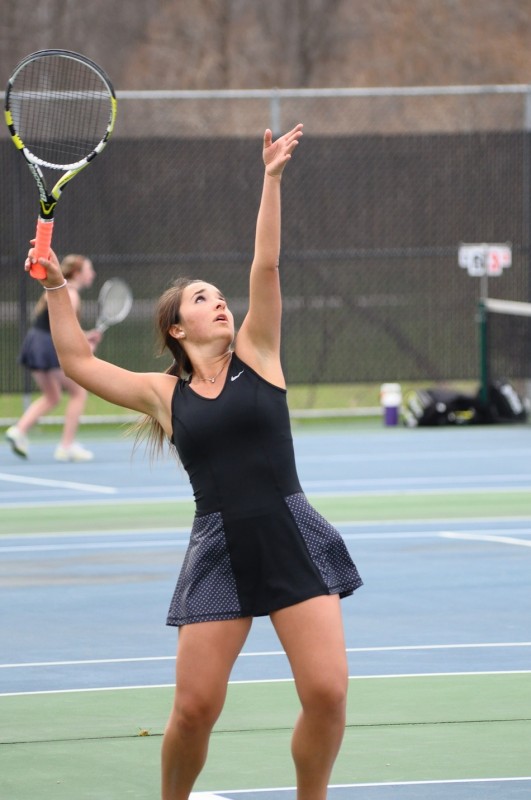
[263,123,303,177]
[25,243,64,288]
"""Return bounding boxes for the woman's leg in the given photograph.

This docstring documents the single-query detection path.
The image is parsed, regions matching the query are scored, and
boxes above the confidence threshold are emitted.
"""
[162,617,252,800]
[16,370,62,432]
[271,595,349,800]
[58,374,88,448]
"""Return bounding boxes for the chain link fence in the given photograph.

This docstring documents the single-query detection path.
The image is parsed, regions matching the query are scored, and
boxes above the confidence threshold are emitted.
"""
[2,86,531,393]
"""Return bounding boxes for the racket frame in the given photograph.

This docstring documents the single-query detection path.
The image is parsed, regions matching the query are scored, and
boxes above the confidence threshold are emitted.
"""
[4,49,117,278]
[95,278,134,333]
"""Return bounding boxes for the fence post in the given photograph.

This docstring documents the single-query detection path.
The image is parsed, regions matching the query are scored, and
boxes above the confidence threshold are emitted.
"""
[524,87,531,402]
[270,89,281,137]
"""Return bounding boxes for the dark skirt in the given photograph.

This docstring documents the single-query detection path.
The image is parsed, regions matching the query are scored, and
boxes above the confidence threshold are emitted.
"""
[18,328,60,371]
[166,491,362,626]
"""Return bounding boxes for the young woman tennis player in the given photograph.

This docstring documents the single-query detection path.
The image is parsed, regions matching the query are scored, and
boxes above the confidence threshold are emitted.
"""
[7,254,101,462]
[26,123,362,800]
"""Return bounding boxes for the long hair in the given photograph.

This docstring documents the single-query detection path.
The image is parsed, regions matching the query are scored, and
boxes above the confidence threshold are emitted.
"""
[132,277,201,457]
[33,254,87,319]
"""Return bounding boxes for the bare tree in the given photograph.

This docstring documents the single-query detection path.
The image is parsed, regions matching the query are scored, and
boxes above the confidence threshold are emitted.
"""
[3,0,531,92]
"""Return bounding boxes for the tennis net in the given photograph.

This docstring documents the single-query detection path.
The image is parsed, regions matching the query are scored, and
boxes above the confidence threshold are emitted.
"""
[479,297,531,404]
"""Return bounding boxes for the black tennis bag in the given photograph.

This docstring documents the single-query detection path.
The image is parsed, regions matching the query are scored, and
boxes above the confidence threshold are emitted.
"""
[404,381,528,427]
[481,380,528,423]
[403,388,480,427]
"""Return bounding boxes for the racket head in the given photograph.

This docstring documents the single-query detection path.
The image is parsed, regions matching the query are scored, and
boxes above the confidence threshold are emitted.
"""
[4,49,117,278]
[4,49,117,171]
[96,278,133,333]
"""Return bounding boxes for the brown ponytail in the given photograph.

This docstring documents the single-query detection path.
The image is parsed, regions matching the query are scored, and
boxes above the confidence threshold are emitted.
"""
[131,277,201,457]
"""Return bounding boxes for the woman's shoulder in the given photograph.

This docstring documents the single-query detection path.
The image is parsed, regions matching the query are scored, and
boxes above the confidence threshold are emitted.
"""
[232,348,286,390]
[231,351,286,392]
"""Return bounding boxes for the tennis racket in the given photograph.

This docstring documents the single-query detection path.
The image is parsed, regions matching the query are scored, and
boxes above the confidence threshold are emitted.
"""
[96,278,133,333]
[4,49,117,279]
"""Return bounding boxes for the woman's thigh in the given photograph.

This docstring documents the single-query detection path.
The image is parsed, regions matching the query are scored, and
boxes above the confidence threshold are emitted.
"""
[174,617,253,711]
[32,369,63,401]
[270,595,348,702]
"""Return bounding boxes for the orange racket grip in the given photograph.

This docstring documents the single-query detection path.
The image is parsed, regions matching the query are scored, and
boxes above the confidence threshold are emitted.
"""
[31,218,55,279]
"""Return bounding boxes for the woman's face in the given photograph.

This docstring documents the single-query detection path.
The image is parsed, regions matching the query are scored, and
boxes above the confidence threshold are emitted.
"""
[78,259,96,289]
[172,282,234,345]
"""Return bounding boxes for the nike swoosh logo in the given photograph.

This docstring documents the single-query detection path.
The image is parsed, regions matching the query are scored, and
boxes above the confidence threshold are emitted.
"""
[231,370,244,381]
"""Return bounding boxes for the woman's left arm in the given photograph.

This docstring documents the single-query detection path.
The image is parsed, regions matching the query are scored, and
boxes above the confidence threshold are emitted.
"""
[237,124,303,370]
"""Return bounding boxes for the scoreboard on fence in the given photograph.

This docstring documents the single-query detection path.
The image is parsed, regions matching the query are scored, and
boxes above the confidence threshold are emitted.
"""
[458,243,512,277]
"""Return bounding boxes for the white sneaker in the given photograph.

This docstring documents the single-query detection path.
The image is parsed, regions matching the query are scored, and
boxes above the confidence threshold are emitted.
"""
[54,442,94,462]
[6,425,29,458]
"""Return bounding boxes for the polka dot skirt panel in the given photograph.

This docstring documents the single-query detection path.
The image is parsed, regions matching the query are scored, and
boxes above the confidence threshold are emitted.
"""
[166,511,243,627]
[284,493,363,598]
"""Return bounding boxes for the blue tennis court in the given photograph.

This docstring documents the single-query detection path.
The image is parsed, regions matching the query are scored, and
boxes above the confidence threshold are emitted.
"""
[1,423,530,798]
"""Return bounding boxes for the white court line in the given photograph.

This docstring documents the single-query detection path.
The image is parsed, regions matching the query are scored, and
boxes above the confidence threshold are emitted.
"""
[190,794,228,800]
[1,519,530,541]
[0,472,116,495]
[343,529,531,541]
[2,641,530,669]
[1,485,531,510]
[0,539,184,553]
[2,527,531,552]
[0,495,191,509]
[441,532,531,547]
[298,448,531,463]
[0,526,189,539]
[327,778,531,788]
[198,777,531,794]
[2,670,530,697]
[311,486,531,497]
[303,473,531,489]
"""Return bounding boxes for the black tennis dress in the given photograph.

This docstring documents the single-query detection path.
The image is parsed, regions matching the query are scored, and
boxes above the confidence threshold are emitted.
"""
[18,305,61,371]
[167,353,362,626]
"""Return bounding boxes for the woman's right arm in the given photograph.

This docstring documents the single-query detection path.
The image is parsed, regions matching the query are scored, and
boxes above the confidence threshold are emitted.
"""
[28,250,174,426]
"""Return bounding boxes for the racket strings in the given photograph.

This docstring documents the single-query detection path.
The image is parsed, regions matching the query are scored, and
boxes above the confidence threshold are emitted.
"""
[10,56,113,167]
[99,281,133,326]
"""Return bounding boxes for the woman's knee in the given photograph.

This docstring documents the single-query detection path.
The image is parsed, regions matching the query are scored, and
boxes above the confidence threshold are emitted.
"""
[65,382,87,400]
[299,674,348,719]
[168,689,224,735]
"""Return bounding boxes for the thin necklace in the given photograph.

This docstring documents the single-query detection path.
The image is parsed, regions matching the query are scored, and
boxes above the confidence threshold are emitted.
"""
[192,351,232,384]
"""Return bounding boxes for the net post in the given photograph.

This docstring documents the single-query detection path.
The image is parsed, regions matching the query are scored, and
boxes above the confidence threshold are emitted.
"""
[478,298,489,406]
